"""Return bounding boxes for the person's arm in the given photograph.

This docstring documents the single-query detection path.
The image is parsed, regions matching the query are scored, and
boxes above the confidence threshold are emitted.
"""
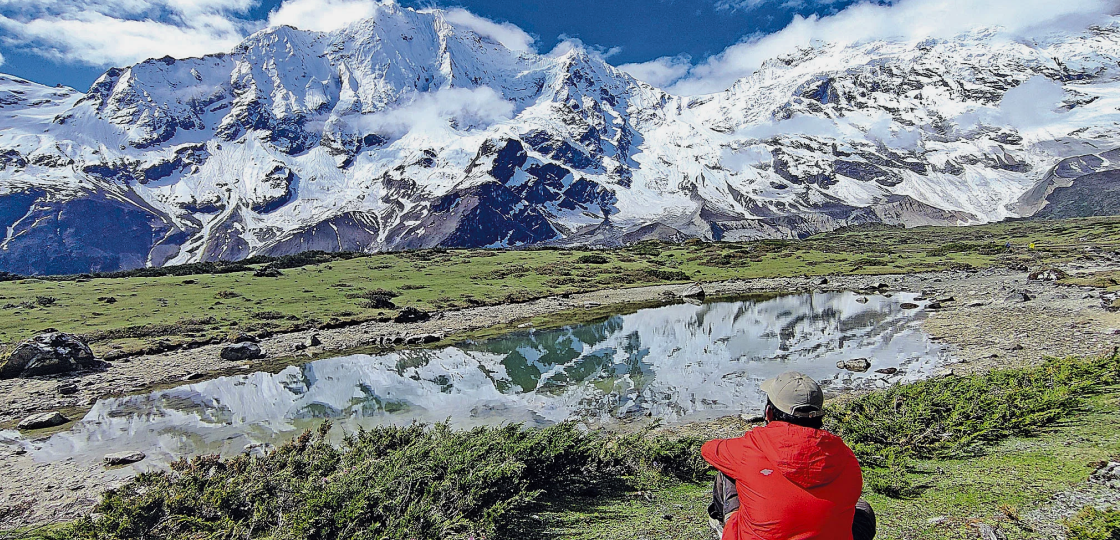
[701,437,744,477]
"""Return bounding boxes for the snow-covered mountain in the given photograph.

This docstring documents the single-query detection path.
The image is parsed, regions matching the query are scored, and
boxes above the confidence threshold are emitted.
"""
[2,5,1119,275]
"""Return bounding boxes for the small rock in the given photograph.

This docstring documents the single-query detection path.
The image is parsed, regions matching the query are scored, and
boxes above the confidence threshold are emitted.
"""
[935,296,956,303]
[182,372,206,381]
[1005,291,1032,303]
[220,343,264,361]
[974,523,1005,540]
[226,332,258,344]
[1007,344,1025,351]
[817,277,829,286]
[966,301,988,308]
[292,342,308,351]
[875,367,899,375]
[104,451,146,466]
[56,383,79,395]
[855,297,869,304]
[837,358,872,372]
[927,516,949,525]
[900,302,920,310]
[394,307,431,323]
[306,334,322,347]
[17,411,68,430]
[926,302,943,310]
[583,302,602,308]
[1028,268,1068,281]
[680,283,706,300]
[875,283,889,290]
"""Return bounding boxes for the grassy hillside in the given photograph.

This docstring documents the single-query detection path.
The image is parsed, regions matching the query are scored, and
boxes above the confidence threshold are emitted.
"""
[0,217,1117,358]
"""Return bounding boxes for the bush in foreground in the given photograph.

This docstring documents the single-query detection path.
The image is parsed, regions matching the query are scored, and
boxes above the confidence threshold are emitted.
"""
[51,423,704,540]
[829,352,1120,497]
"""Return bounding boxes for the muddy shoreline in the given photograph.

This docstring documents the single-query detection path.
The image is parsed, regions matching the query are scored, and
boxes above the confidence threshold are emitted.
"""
[2,264,1119,530]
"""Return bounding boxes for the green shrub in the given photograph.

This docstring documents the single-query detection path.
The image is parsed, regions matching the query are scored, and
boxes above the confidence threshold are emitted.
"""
[829,353,1120,496]
[576,254,610,264]
[1066,507,1120,540]
[55,423,704,540]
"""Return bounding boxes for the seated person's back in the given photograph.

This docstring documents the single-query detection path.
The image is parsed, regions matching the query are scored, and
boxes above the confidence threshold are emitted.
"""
[702,372,872,540]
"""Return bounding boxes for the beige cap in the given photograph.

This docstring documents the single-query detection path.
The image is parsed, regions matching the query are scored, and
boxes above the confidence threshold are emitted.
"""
[761,372,825,418]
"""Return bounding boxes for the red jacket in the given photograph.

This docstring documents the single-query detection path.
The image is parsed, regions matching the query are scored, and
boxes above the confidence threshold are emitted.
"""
[701,422,863,540]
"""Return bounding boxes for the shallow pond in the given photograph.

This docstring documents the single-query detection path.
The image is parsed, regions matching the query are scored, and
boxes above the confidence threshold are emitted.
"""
[10,291,947,467]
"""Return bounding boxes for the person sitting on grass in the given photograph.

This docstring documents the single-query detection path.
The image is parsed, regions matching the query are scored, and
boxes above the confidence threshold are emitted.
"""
[702,371,875,540]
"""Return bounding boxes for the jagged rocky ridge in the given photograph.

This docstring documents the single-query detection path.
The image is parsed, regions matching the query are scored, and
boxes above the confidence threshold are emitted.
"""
[1,6,1119,274]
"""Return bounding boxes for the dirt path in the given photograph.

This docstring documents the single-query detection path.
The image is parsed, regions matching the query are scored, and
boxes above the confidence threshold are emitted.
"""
[2,264,1119,530]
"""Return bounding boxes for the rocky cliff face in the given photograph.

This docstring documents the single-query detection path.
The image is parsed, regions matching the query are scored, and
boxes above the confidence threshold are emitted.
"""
[1,6,1119,274]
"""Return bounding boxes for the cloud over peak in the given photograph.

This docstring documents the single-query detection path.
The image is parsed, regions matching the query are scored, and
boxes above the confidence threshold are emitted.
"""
[621,0,1119,95]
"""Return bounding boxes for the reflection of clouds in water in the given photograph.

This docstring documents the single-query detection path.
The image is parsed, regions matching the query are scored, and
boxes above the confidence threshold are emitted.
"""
[15,292,945,467]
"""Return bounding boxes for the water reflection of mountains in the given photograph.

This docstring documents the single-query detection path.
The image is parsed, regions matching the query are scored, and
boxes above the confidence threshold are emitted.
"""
[24,292,945,463]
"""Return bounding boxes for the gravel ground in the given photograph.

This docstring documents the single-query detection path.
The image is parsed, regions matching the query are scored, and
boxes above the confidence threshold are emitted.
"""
[2,264,1119,530]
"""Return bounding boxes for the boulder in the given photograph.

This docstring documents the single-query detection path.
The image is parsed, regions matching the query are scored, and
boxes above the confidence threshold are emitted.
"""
[855,296,869,304]
[1028,268,1068,281]
[17,411,68,430]
[394,307,431,323]
[1005,291,1033,303]
[57,383,79,395]
[899,302,920,310]
[220,342,264,361]
[680,283,706,300]
[0,332,96,379]
[104,451,146,466]
[306,334,322,347]
[837,358,872,372]
[875,367,899,375]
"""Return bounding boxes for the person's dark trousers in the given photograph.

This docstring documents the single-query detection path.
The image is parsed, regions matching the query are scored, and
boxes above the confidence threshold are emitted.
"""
[708,472,876,540]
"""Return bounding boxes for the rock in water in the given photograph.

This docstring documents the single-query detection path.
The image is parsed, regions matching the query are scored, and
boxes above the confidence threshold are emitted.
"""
[220,343,264,361]
[680,283,706,300]
[837,358,872,372]
[0,332,95,379]
[855,296,869,304]
[899,302,920,309]
[17,411,68,430]
[875,367,899,375]
[394,307,431,323]
[104,451,146,466]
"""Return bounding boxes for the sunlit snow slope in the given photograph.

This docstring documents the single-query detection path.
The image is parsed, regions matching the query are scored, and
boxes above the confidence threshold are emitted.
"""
[2,5,1119,274]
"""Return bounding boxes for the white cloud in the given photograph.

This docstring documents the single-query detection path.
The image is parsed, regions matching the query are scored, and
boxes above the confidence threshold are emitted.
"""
[358,86,515,138]
[439,8,535,52]
[267,0,385,32]
[618,54,692,87]
[999,76,1069,132]
[667,0,1118,95]
[0,0,252,66]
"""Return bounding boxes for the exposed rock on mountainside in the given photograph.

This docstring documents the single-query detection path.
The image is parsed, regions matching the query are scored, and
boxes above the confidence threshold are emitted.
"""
[2,6,1120,274]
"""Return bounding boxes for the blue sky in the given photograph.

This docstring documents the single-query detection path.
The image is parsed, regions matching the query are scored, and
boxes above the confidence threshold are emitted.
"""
[0,0,1112,95]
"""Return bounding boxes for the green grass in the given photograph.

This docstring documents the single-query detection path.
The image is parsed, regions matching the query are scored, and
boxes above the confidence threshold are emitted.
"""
[1,217,1118,359]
